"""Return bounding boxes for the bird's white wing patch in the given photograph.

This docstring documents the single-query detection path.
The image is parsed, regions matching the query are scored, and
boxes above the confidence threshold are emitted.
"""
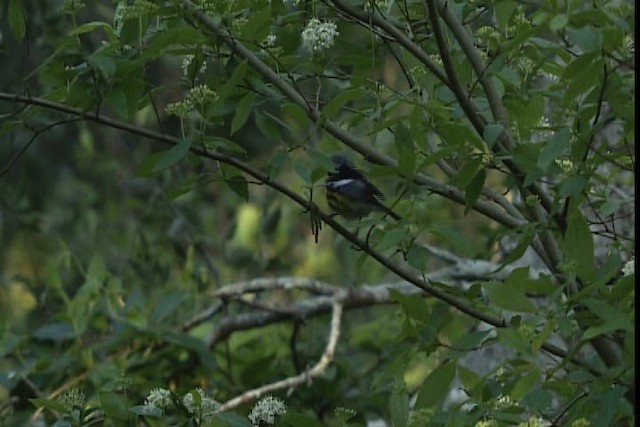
[326,178,356,189]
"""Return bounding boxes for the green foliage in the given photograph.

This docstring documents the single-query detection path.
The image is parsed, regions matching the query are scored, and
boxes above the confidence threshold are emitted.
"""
[0,0,634,425]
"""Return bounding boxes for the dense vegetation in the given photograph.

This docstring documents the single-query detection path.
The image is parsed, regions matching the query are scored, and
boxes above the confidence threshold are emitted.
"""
[0,0,634,426]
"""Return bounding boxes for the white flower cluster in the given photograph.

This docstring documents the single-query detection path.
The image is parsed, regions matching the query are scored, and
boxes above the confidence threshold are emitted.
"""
[364,0,390,12]
[183,388,221,423]
[622,259,634,276]
[301,18,339,53]
[181,54,208,79]
[517,416,552,427]
[165,84,218,117]
[493,394,516,409]
[145,387,172,409]
[248,396,287,426]
[62,0,84,14]
[57,387,86,410]
[195,0,216,14]
[144,387,220,423]
[262,33,277,48]
[114,0,158,33]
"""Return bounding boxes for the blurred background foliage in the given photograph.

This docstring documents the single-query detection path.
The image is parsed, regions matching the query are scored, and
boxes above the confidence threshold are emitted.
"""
[0,0,634,425]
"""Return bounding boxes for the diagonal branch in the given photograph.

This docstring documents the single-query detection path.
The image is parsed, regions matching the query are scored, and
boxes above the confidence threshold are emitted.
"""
[177,0,529,234]
[0,91,509,336]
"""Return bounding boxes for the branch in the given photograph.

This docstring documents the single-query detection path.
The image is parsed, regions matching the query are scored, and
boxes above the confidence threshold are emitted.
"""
[179,0,564,273]
[0,92,509,341]
[177,1,529,235]
[434,0,509,133]
[424,0,561,271]
[218,293,345,411]
[188,275,603,380]
[0,100,592,375]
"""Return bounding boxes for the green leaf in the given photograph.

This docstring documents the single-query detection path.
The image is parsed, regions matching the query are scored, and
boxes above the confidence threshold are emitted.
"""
[376,229,406,252]
[282,102,310,129]
[483,280,536,313]
[417,145,457,169]
[33,323,75,341]
[505,266,529,285]
[563,57,604,104]
[281,412,323,427]
[144,27,208,60]
[153,139,193,173]
[549,14,568,31]
[389,386,409,427]
[105,90,128,120]
[591,253,622,288]
[593,387,625,427]
[511,369,539,400]
[100,392,128,420]
[218,163,249,201]
[496,328,530,353]
[395,123,416,177]
[129,405,163,417]
[498,227,536,271]
[217,60,247,99]
[431,223,477,257]
[321,88,367,120]
[464,168,486,214]
[456,159,482,189]
[496,67,521,88]
[8,0,26,40]
[406,245,429,270]
[518,275,556,295]
[118,18,141,46]
[293,161,311,184]
[215,412,253,427]
[389,289,430,324]
[494,0,517,29]
[558,175,586,198]
[69,21,117,40]
[254,109,281,141]
[458,366,482,394]
[240,5,271,41]
[483,123,504,148]
[30,398,69,413]
[563,203,595,279]
[162,331,217,372]
[88,54,116,79]
[449,330,491,354]
[203,136,247,155]
[563,53,598,80]
[231,92,257,135]
[152,291,185,322]
[581,299,633,340]
[567,26,603,53]
[415,361,456,408]
[531,320,555,353]
[226,176,249,201]
[269,150,289,179]
[538,128,570,169]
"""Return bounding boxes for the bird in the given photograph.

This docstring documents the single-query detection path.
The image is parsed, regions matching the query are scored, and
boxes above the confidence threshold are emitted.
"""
[325,155,401,220]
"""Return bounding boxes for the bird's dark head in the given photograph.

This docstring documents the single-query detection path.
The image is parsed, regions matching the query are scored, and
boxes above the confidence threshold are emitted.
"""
[331,155,352,169]
[329,155,365,180]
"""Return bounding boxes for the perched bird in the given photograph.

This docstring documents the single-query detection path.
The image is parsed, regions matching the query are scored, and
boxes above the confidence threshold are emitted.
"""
[325,155,401,220]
